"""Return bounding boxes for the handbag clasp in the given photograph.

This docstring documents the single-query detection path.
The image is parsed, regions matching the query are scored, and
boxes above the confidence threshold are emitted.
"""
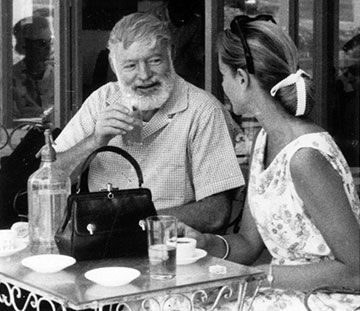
[87,223,96,235]
[105,183,116,199]
[138,220,146,231]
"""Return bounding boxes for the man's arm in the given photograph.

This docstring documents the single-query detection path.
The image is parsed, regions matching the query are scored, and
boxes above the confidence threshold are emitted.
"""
[159,190,235,233]
[166,98,244,234]
[55,134,98,184]
[54,104,135,184]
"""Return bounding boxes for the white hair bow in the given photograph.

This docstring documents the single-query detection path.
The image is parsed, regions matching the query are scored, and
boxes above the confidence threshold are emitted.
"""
[270,69,311,116]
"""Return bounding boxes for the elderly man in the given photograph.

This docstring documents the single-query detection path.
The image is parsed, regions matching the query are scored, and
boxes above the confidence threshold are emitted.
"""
[54,12,244,233]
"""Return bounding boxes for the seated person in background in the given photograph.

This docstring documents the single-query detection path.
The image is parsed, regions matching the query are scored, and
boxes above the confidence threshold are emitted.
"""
[12,15,54,123]
[179,15,360,310]
[166,0,205,89]
[53,12,244,233]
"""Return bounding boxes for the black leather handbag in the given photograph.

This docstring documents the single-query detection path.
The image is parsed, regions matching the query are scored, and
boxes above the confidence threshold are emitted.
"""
[55,146,157,261]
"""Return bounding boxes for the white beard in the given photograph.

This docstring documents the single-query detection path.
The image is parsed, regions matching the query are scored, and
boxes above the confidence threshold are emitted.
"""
[117,65,176,111]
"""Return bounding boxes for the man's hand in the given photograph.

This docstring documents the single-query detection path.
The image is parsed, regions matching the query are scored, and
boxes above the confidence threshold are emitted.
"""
[94,104,135,146]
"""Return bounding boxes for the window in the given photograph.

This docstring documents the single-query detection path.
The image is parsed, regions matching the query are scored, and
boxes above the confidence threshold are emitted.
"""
[0,0,55,159]
[12,0,55,124]
[333,0,359,166]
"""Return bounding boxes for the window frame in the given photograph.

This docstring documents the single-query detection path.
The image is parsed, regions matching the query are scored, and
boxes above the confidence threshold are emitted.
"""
[0,0,348,132]
[0,0,13,128]
[204,0,340,132]
[0,0,76,129]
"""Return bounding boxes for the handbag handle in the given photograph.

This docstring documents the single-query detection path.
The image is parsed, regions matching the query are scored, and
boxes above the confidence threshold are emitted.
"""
[76,146,144,192]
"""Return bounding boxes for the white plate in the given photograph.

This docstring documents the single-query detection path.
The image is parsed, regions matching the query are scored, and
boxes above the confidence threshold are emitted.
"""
[176,248,207,265]
[85,267,141,287]
[0,240,27,257]
[22,254,76,273]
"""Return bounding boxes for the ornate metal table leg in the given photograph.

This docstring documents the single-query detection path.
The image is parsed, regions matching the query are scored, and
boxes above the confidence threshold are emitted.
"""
[190,285,235,311]
[0,280,66,311]
[245,279,263,311]
[238,278,263,311]
[234,280,248,311]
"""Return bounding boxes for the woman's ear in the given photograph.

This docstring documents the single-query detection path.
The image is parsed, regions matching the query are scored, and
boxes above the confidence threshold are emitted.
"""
[236,68,250,87]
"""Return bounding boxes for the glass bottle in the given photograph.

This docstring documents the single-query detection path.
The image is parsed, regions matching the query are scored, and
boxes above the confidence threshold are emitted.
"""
[27,129,71,254]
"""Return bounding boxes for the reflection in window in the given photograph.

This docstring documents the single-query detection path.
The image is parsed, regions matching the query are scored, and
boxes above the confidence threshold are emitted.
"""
[298,0,313,76]
[334,0,359,166]
[12,0,54,125]
[224,0,289,29]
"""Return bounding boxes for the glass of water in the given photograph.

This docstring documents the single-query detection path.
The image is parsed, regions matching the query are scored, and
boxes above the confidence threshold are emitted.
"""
[146,216,177,280]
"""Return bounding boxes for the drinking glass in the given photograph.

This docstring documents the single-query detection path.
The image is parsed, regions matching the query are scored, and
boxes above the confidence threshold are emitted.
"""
[123,106,143,145]
[146,216,177,280]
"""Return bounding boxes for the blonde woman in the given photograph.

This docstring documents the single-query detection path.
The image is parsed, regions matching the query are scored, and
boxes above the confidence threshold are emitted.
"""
[180,15,360,310]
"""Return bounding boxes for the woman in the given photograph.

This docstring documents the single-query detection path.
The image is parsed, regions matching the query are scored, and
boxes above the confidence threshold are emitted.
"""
[180,15,360,310]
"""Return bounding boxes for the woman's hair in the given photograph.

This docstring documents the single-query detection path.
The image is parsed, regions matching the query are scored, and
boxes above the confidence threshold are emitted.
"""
[107,12,172,52]
[217,19,314,116]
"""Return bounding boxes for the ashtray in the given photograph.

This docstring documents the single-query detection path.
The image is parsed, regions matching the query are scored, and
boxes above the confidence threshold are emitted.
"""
[85,267,140,287]
[22,254,76,273]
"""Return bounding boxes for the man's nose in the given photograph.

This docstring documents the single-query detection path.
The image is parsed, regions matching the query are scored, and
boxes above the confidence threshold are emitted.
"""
[138,63,152,80]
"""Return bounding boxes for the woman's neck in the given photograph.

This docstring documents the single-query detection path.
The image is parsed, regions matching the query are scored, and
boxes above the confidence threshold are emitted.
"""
[251,96,300,167]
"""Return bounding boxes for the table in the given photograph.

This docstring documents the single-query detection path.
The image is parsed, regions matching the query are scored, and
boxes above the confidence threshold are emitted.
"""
[0,247,265,311]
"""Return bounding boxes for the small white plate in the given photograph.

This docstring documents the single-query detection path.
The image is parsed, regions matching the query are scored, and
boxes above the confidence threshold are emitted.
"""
[177,248,207,265]
[22,254,76,273]
[0,240,27,257]
[85,267,141,287]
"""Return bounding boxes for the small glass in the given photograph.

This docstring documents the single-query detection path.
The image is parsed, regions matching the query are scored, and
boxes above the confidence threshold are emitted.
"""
[146,216,177,280]
[123,106,143,146]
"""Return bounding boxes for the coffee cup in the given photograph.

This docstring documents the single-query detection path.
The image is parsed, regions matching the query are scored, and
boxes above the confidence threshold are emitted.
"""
[11,222,29,243]
[177,237,196,259]
[0,229,16,252]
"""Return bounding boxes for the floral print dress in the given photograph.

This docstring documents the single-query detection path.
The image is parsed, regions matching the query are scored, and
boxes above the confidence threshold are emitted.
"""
[235,129,360,311]
[249,129,360,265]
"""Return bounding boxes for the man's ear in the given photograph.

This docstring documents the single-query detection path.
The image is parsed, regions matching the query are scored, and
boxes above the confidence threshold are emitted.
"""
[236,68,250,87]
[108,56,116,74]
[170,44,176,61]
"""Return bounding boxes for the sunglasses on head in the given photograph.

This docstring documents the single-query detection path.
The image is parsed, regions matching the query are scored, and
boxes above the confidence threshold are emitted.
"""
[230,14,276,74]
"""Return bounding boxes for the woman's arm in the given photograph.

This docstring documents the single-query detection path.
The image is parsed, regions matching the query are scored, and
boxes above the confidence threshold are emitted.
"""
[265,147,360,291]
[223,198,266,264]
[179,197,266,264]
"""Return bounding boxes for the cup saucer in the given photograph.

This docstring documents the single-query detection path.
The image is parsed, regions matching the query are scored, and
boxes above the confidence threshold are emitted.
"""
[176,248,207,265]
